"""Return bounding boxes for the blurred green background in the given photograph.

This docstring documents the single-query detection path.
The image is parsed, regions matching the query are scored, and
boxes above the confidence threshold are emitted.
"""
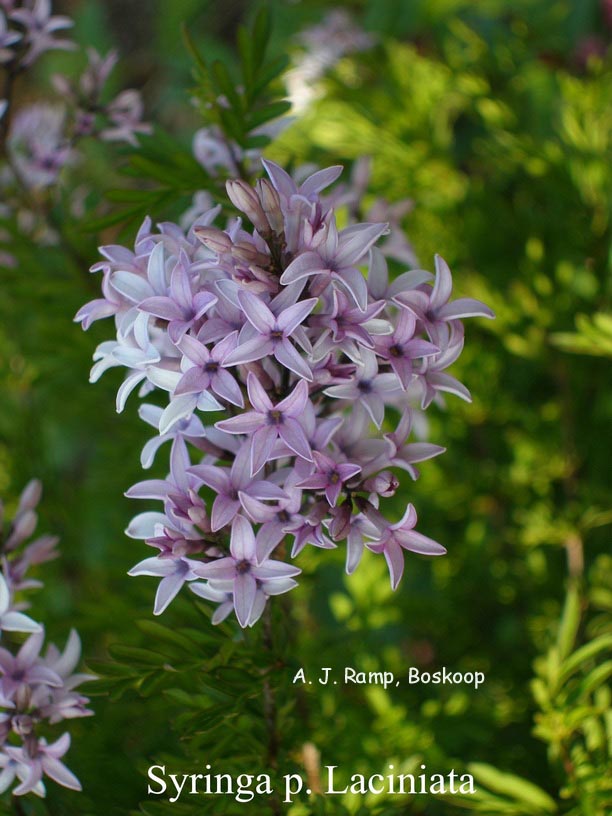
[1,0,611,814]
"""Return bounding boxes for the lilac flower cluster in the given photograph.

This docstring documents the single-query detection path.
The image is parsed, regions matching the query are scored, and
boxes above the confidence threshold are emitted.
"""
[52,48,152,147]
[77,160,493,629]
[0,481,93,797]
[0,2,150,258]
[4,46,151,195]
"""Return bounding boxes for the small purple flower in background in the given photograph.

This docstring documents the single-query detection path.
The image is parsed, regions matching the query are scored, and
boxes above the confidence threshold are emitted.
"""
[8,104,73,190]
[0,10,20,63]
[3,733,81,796]
[77,158,493,627]
[100,89,152,146]
[0,481,94,797]
[9,0,75,68]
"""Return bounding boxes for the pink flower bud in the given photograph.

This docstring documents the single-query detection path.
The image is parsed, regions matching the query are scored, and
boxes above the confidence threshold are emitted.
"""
[226,179,270,234]
[193,226,233,253]
[256,178,284,234]
[363,471,399,497]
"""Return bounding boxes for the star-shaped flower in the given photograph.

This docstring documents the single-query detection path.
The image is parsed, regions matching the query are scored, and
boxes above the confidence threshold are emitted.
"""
[216,373,312,475]
[222,289,317,380]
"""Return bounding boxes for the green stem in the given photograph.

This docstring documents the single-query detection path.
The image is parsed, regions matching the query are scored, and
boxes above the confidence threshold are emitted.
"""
[262,604,282,816]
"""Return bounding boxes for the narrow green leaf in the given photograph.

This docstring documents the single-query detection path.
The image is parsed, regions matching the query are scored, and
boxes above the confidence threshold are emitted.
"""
[252,7,271,72]
[468,763,557,813]
[559,634,612,683]
[136,619,196,652]
[211,60,243,113]
[577,660,612,700]
[557,582,581,661]
[252,54,291,99]
[108,644,167,667]
[247,100,292,131]
[181,22,208,72]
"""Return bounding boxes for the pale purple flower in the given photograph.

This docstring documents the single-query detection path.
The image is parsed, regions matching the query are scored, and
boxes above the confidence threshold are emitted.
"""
[100,89,152,146]
[193,516,300,627]
[138,403,207,469]
[416,321,471,409]
[223,289,317,380]
[324,349,401,427]
[0,10,20,62]
[284,500,334,557]
[189,582,234,624]
[10,0,75,67]
[176,332,244,407]
[189,444,286,532]
[0,752,45,797]
[74,269,124,329]
[281,218,387,310]
[380,411,445,479]
[393,255,494,339]
[128,555,199,615]
[139,252,217,344]
[35,631,95,724]
[8,104,73,189]
[297,451,361,507]
[4,733,81,795]
[78,47,118,99]
[366,504,446,589]
[0,574,40,635]
[193,126,239,176]
[0,630,62,700]
[238,471,303,549]
[310,289,390,362]
[374,308,439,389]
[216,373,312,475]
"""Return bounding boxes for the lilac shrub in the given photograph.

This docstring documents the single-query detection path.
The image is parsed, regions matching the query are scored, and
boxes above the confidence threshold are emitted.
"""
[77,159,494,628]
[0,481,93,797]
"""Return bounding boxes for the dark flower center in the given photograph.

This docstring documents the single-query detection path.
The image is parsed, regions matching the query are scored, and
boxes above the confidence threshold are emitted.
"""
[235,559,251,574]
[268,409,284,425]
[270,329,284,340]
[389,344,403,358]
[329,471,340,485]
[204,361,219,373]
[358,380,372,393]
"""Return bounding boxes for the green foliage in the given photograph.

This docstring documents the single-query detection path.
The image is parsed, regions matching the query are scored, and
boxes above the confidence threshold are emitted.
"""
[186,8,291,150]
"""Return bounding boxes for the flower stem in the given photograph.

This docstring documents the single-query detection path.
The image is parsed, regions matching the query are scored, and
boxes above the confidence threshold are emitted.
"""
[262,603,282,816]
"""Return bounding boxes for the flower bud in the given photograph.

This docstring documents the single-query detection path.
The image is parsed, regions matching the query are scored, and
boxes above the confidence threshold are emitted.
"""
[6,510,37,550]
[18,480,42,514]
[226,179,270,234]
[363,471,399,497]
[329,502,352,541]
[12,714,35,737]
[193,226,233,254]
[256,178,284,235]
